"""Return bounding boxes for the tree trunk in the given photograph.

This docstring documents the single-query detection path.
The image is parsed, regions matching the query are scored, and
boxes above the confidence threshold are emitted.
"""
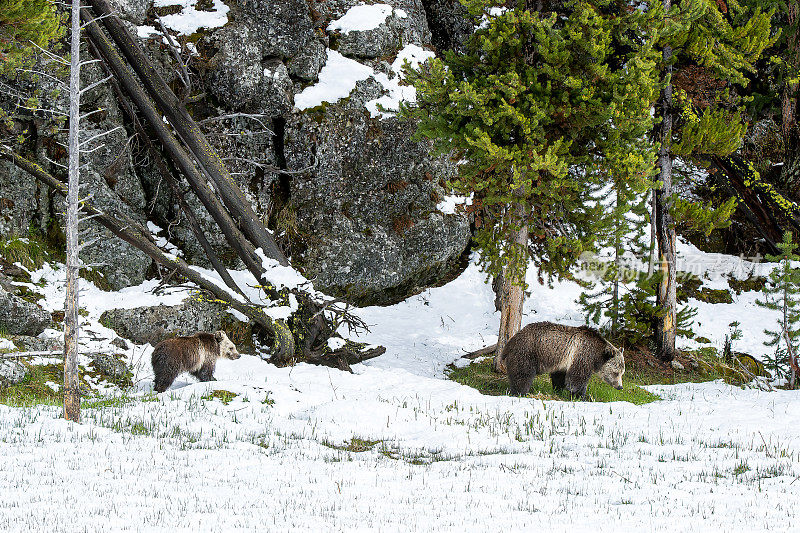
[655,33,677,362]
[782,1,799,158]
[99,59,245,298]
[87,0,288,266]
[647,189,656,278]
[63,0,82,423]
[494,220,529,372]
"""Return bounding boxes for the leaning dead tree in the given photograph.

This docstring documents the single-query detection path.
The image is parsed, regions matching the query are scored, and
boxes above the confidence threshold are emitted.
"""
[0,149,385,369]
[2,2,384,371]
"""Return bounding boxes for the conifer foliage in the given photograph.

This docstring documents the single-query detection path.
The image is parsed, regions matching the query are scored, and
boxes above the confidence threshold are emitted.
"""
[401,0,659,369]
[651,0,775,361]
[0,0,63,73]
[757,231,800,388]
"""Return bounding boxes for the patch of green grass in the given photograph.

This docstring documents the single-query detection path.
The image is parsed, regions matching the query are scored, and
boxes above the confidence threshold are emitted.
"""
[0,236,51,270]
[1,359,139,408]
[733,460,751,476]
[262,391,274,406]
[322,437,383,453]
[447,358,660,405]
[202,389,238,405]
[0,363,62,407]
[82,395,136,409]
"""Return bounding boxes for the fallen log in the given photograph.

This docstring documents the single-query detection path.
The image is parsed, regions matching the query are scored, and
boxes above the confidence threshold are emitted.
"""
[461,344,497,360]
[82,12,270,288]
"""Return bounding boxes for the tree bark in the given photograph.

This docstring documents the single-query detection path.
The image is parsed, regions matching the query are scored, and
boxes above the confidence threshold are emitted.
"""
[87,0,288,266]
[0,148,297,361]
[494,219,529,372]
[782,1,799,158]
[63,0,82,423]
[655,31,677,362]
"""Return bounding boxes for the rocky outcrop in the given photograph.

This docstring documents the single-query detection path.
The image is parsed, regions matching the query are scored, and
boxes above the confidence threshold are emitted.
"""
[1,0,475,304]
[0,287,50,336]
[287,108,470,304]
[193,0,472,303]
[100,297,252,348]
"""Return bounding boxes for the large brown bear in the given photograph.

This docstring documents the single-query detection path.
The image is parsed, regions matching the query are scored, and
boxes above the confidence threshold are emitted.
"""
[500,321,624,399]
[151,331,240,393]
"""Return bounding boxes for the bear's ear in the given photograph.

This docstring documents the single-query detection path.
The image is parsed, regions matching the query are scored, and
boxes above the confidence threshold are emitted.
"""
[214,331,224,342]
[602,347,615,362]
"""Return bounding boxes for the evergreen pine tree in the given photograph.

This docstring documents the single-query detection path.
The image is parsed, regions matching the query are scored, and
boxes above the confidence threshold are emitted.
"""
[652,0,775,361]
[756,231,800,388]
[579,175,653,340]
[401,0,659,370]
[0,0,63,74]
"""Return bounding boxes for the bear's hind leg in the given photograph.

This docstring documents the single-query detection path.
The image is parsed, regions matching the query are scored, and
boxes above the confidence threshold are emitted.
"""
[508,370,536,396]
[154,369,179,393]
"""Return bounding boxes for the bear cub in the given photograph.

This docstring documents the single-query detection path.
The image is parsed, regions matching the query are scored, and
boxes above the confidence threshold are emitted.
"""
[151,331,240,393]
[500,321,624,399]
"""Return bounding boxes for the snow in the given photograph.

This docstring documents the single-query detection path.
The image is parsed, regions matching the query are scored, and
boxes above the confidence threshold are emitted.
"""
[138,0,229,38]
[2,359,799,530]
[437,193,474,215]
[3,239,800,530]
[0,338,15,350]
[327,3,404,34]
[294,50,374,111]
[294,45,434,117]
[365,44,436,118]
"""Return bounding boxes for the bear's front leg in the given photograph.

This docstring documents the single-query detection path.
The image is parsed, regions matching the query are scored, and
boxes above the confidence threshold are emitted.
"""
[550,371,566,392]
[195,361,217,382]
[565,366,591,401]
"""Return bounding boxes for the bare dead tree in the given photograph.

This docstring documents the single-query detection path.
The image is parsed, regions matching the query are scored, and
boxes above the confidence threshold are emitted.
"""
[64,0,82,422]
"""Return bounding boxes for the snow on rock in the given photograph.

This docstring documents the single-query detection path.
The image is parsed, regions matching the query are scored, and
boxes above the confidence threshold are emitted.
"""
[142,0,230,37]
[366,44,436,118]
[436,193,474,215]
[294,50,374,110]
[327,3,404,34]
[294,45,434,117]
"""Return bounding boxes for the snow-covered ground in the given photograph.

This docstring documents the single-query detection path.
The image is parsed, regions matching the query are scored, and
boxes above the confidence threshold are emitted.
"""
[1,245,799,531]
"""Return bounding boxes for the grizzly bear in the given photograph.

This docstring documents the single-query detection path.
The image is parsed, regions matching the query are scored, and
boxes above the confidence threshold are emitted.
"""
[151,331,240,393]
[500,321,624,399]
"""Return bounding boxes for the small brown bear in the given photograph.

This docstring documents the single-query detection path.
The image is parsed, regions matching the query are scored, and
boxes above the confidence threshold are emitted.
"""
[151,331,240,393]
[500,321,624,399]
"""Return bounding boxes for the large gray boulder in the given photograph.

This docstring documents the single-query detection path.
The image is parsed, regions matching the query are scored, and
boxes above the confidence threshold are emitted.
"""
[100,297,252,348]
[0,287,50,336]
[325,1,431,59]
[286,109,470,304]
